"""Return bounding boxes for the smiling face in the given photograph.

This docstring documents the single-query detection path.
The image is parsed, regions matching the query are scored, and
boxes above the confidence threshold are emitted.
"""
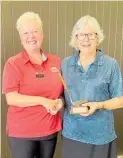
[76,24,97,55]
[19,20,43,54]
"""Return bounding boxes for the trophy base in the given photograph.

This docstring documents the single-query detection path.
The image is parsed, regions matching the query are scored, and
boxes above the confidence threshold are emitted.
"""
[70,105,90,114]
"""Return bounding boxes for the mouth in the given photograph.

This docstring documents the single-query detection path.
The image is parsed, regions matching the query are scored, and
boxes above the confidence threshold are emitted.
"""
[28,41,37,45]
[81,44,91,47]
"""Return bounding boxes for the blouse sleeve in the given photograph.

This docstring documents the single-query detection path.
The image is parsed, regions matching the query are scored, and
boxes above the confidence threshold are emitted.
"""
[109,60,123,98]
[2,59,22,94]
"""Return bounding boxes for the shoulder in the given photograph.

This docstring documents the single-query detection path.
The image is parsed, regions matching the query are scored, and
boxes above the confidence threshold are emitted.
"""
[3,52,23,76]
[98,52,121,76]
[60,56,73,73]
[46,53,61,63]
[61,56,72,65]
[98,49,117,66]
[103,55,117,64]
[103,55,119,70]
[3,51,24,75]
[61,50,79,66]
[97,48,118,69]
[5,52,23,67]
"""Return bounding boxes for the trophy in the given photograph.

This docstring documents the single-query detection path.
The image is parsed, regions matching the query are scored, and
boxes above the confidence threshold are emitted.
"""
[51,67,90,114]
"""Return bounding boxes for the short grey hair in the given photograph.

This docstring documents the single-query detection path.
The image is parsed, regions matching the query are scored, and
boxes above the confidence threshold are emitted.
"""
[16,12,43,32]
[69,15,105,50]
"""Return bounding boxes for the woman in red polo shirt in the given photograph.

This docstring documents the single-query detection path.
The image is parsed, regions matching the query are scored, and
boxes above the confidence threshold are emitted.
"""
[2,12,63,158]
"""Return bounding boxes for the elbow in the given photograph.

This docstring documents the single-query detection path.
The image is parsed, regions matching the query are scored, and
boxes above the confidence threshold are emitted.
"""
[6,95,14,105]
[5,92,18,105]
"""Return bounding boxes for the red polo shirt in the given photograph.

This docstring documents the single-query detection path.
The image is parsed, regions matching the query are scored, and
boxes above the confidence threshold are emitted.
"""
[2,49,63,138]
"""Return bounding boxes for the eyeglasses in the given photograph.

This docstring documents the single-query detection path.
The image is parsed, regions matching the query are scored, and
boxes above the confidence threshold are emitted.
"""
[76,32,97,41]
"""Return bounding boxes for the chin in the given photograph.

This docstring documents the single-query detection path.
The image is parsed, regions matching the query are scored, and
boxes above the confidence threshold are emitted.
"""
[80,48,92,53]
[30,46,40,51]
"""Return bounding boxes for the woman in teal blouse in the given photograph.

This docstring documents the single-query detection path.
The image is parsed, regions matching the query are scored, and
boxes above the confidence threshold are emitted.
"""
[61,15,123,158]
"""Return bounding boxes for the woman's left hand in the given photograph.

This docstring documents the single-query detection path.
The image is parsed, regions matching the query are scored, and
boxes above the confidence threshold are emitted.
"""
[80,102,103,116]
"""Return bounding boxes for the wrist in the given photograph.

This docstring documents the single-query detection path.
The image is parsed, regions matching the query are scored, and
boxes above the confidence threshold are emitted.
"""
[97,102,104,109]
[59,97,64,106]
[39,97,49,108]
[55,98,64,110]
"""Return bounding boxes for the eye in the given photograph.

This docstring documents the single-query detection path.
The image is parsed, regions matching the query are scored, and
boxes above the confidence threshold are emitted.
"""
[23,32,28,35]
[33,30,38,33]
[89,33,93,36]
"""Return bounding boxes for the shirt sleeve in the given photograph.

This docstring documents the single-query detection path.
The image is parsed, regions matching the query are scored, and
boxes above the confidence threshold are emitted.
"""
[2,59,22,94]
[109,60,123,98]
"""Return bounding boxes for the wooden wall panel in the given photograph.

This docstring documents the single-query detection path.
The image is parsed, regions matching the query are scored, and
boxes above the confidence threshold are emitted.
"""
[48,1,58,55]
[57,1,66,59]
[65,2,74,56]
[1,1,123,157]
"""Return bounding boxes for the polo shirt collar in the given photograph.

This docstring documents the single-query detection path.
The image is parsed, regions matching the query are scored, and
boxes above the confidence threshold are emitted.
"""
[68,49,104,66]
[22,49,48,64]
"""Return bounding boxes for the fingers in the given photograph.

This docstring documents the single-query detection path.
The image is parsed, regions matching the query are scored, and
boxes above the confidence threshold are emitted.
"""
[81,103,91,108]
[49,110,58,115]
[54,99,63,110]
[79,102,98,116]
[80,110,94,116]
[46,99,64,115]
[48,100,59,115]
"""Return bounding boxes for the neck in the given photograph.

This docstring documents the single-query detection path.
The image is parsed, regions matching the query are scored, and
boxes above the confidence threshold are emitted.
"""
[28,49,42,65]
[79,50,96,69]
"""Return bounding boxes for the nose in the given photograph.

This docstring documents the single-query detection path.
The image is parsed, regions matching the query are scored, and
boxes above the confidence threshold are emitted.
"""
[28,32,35,38]
[84,34,90,41]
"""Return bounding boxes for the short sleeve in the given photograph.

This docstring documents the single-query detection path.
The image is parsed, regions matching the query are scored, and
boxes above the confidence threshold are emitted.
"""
[2,59,22,94]
[109,60,123,98]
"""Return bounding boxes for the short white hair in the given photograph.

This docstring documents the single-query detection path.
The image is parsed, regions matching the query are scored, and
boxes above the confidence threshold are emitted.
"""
[69,15,105,50]
[16,12,43,32]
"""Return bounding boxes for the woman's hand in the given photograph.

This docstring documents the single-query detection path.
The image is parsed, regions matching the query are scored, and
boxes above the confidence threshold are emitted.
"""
[49,99,64,115]
[44,98,57,113]
[80,102,103,116]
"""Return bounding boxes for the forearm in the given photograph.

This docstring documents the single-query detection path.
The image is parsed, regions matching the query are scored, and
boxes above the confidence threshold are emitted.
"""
[101,96,123,110]
[6,92,49,108]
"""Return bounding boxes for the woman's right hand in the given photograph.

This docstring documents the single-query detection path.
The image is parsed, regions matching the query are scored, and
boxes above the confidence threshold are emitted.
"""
[79,102,103,116]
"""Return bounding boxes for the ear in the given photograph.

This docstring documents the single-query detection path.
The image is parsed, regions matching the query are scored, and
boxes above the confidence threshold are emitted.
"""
[20,39,23,46]
[41,31,44,39]
[96,38,100,46]
[75,39,79,50]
